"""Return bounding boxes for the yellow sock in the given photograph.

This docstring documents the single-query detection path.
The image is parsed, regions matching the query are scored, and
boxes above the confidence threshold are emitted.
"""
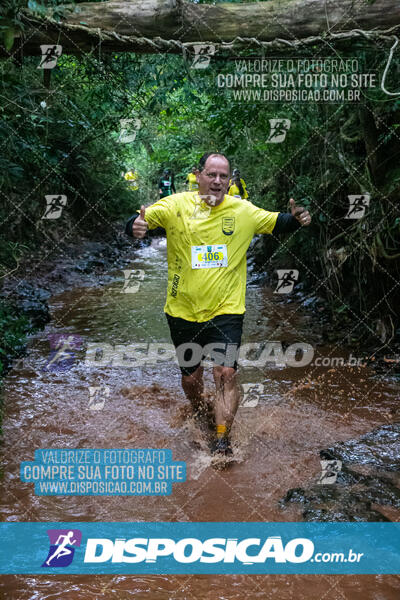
[216,424,227,439]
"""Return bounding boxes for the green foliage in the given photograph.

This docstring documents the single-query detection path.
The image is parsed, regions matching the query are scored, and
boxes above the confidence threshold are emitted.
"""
[0,301,29,377]
[0,0,106,50]
[0,241,28,278]
[1,41,400,346]
[0,0,25,51]
[0,53,142,248]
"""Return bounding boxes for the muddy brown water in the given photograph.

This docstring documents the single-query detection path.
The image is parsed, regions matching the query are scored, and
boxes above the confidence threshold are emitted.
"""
[1,238,399,599]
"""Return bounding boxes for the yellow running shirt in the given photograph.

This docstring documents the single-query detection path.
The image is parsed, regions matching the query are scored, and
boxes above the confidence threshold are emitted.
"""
[124,170,139,190]
[186,173,199,191]
[228,178,248,199]
[144,192,279,322]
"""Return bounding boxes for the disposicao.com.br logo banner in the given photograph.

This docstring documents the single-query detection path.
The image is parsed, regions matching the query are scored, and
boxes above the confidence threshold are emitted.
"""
[0,522,399,574]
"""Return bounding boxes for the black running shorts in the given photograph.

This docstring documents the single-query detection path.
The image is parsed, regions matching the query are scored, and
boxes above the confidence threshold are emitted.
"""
[165,313,244,376]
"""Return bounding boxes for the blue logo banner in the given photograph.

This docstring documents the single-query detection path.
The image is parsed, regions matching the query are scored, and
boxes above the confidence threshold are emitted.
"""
[0,522,399,574]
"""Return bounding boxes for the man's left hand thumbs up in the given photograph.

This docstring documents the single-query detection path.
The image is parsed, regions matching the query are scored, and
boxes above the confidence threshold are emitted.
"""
[289,198,311,227]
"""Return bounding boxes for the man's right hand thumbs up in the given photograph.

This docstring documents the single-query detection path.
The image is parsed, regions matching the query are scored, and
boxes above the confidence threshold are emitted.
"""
[132,205,148,239]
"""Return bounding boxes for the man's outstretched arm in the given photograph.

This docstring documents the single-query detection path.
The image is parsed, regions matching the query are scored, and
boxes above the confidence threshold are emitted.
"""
[272,198,311,233]
[272,212,301,234]
[253,198,312,235]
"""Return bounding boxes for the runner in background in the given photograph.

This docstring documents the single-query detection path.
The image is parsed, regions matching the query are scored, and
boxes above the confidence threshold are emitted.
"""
[228,168,248,199]
[186,166,199,191]
[159,168,176,198]
[123,167,139,191]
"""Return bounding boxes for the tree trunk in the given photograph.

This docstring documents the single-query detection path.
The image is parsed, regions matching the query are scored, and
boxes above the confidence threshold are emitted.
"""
[7,0,400,57]
[358,103,383,186]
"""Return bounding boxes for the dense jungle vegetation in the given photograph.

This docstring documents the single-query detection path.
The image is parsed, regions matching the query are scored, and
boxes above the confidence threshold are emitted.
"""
[1,0,400,375]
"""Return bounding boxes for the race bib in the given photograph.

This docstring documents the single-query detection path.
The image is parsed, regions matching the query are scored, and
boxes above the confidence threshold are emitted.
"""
[162,180,171,187]
[191,244,228,269]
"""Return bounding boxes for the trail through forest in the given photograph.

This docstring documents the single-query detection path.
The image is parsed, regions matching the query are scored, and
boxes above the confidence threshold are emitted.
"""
[1,238,399,598]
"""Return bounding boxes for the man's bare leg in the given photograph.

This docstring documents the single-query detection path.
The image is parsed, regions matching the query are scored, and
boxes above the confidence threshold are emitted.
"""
[181,366,216,435]
[211,366,240,453]
[181,365,204,415]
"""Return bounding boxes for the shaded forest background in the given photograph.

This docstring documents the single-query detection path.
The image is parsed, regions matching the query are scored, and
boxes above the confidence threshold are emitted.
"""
[1,0,400,375]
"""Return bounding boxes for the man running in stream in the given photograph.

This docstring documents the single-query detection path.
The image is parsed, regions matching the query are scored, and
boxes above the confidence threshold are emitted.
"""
[125,152,311,455]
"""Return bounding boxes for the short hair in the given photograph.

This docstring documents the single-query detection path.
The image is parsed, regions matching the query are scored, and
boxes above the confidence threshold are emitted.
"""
[198,152,231,172]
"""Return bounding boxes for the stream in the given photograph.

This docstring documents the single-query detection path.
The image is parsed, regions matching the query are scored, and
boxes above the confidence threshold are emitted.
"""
[1,237,399,599]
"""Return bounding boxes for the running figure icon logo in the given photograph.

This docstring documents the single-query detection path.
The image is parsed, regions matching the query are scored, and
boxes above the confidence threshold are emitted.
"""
[190,195,213,219]
[43,334,83,372]
[274,269,299,294]
[191,44,216,69]
[266,118,291,143]
[38,45,62,69]
[241,383,264,407]
[118,117,141,144]
[317,460,342,485]
[345,194,370,219]
[122,269,145,293]
[41,195,67,220]
[42,529,82,568]
[88,386,110,410]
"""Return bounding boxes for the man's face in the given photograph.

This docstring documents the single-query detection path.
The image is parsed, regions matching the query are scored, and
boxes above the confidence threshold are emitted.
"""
[196,155,230,206]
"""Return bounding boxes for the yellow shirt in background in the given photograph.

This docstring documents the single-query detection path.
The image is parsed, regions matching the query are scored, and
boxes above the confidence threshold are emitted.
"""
[144,192,279,322]
[228,178,248,199]
[186,173,199,191]
[124,170,139,190]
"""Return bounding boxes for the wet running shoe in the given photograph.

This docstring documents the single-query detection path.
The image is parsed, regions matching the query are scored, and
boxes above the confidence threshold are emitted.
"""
[210,437,233,456]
